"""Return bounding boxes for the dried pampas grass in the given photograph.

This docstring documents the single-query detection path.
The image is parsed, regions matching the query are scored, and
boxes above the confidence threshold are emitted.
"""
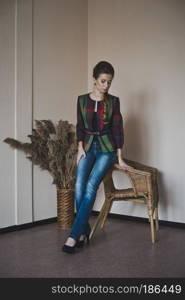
[4,119,78,189]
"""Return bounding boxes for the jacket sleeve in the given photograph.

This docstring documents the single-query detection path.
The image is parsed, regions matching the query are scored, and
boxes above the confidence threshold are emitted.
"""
[76,96,85,142]
[111,97,124,148]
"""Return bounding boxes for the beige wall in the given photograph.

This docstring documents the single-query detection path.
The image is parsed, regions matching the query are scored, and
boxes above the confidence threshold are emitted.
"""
[88,0,185,222]
[0,0,87,227]
[33,0,87,221]
[1,0,185,228]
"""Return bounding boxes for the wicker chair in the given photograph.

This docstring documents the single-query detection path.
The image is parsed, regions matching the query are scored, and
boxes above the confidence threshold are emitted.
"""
[89,158,159,243]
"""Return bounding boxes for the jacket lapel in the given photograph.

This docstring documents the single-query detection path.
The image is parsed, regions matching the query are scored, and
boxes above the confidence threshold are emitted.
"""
[79,93,113,131]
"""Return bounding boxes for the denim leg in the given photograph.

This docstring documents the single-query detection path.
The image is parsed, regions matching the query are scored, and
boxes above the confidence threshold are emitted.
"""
[68,150,116,240]
[75,151,95,211]
[74,150,95,235]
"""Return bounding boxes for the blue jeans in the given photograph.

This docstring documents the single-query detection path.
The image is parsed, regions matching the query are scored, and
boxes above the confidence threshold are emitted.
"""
[68,139,117,240]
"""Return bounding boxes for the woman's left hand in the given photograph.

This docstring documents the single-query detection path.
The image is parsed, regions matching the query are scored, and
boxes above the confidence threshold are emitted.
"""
[117,158,135,170]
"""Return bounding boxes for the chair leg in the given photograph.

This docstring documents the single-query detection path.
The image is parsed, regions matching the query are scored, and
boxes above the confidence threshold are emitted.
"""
[147,205,156,243]
[149,214,156,243]
[154,206,159,231]
[100,200,113,229]
[89,201,108,240]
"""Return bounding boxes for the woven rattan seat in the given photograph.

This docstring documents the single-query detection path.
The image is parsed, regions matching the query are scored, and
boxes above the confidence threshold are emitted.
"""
[89,158,159,243]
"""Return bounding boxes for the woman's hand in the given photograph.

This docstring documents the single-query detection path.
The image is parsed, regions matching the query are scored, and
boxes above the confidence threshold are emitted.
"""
[76,145,86,165]
[117,158,135,170]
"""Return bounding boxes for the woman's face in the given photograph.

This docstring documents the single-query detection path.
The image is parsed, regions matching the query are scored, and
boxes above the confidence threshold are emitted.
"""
[94,73,113,94]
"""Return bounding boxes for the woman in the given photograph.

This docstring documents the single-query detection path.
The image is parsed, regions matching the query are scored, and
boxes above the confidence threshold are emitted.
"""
[62,61,133,254]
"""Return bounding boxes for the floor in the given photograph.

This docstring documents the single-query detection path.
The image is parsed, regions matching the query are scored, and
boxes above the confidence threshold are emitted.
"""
[0,216,185,278]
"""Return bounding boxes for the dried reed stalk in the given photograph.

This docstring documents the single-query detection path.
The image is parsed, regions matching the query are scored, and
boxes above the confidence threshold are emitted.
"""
[4,119,78,189]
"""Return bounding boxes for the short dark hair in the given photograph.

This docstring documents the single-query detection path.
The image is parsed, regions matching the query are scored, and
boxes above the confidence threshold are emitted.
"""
[93,61,114,79]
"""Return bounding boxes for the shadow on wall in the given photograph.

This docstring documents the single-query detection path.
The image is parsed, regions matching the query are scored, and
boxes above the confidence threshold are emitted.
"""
[121,89,168,215]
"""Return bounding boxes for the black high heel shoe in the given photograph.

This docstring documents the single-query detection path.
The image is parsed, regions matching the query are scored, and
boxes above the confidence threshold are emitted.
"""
[76,233,90,248]
[62,244,76,254]
[75,239,84,248]
[62,239,77,254]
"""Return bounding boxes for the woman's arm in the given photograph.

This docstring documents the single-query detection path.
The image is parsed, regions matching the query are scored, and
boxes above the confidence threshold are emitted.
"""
[117,148,122,160]
[76,97,86,163]
[76,96,85,145]
[78,140,83,149]
[112,97,133,169]
[111,97,124,155]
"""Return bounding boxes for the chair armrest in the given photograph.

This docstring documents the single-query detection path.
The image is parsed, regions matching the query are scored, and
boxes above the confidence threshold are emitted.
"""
[113,163,152,196]
[113,163,151,177]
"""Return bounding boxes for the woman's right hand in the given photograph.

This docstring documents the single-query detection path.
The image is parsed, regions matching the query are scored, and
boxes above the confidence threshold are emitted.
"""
[76,146,86,165]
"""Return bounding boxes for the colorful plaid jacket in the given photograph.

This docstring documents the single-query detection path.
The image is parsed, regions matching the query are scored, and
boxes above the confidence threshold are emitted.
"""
[76,93,124,153]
